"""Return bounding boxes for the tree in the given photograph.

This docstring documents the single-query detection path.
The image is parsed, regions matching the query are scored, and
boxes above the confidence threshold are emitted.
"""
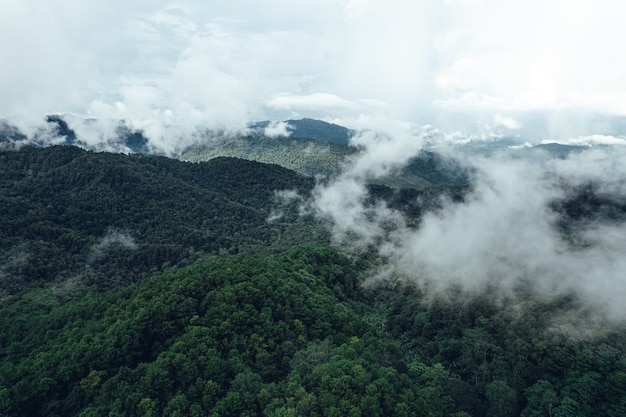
[485,380,517,417]
[523,380,559,417]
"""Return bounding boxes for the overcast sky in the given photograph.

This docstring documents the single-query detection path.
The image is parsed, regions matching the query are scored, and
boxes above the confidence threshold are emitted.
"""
[2,0,626,143]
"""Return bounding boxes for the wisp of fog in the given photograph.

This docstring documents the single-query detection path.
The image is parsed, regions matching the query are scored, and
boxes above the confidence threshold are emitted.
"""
[310,125,626,324]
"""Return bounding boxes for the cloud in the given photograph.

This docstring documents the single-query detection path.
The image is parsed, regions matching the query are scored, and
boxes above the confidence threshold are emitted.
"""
[542,135,626,147]
[4,0,626,147]
[434,0,626,115]
[263,121,293,138]
[309,126,626,323]
[309,118,424,246]
[88,229,137,264]
[2,0,625,329]
[267,93,357,111]
[1,1,345,151]
[493,114,521,130]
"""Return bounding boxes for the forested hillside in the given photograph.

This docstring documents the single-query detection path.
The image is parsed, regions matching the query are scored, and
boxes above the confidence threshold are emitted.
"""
[0,146,324,295]
[0,145,466,297]
[250,118,353,145]
[182,136,469,189]
[182,135,353,178]
[1,145,626,417]
[2,245,625,416]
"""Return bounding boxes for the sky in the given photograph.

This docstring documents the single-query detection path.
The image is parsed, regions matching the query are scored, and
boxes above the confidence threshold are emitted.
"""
[2,0,626,146]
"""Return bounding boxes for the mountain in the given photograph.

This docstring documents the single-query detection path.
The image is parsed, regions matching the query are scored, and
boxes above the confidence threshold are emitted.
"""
[368,150,472,189]
[0,121,27,143]
[183,134,354,178]
[1,145,626,417]
[1,145,470,297]
[0,116,151,153]
[251,118,353,145]
[182,136,470,189]
[0,145,322,294]
[527,142,589,158]
[3,116,470,189]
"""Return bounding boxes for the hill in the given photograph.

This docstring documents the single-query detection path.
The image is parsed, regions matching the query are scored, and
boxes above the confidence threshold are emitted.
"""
[0,146,323,295]
[2,117,470,189]
[251,118,353,145]
[182,136,470,189]
[0,116,151,153]
[183,134,354,178]
[0,145,471,298]
[2,244,626,416]
[1,145,626,416]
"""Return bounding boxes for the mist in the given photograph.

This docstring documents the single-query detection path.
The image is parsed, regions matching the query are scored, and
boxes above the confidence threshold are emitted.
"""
[87,229,138,265]
[310,125,626,324]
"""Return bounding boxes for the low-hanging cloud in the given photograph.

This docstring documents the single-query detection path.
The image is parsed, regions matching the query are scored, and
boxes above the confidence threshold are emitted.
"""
[307,119,424,245]
[309,125,626,323]
[87,229,137,265]
[263,121,293,138]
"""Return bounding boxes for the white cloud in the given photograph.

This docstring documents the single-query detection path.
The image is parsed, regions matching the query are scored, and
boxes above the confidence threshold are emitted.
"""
[309,118,424,246]
[493,114,521,130]
[2,0,626,328]
[542,135,626,147]
[434,0,626,117]
[2,0,626,148]
[263,121,293,138]
[309,138,626,322]
[267,93,357,111]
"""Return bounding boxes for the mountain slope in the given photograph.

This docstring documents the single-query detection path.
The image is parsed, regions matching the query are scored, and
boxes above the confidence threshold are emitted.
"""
[183,134,354,178]
[182,136,470,189]
[0,146,323,295]
[2,146,626,417]
[251,118,353,145]
[2,245,626,417]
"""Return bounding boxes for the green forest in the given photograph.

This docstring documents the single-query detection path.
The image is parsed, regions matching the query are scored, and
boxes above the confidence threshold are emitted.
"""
[1,146,626,416]
[181,135,469,190]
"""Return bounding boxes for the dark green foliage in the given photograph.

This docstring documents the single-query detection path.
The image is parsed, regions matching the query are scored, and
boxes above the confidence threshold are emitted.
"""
[0,245,368,416]
[183,134,355,178]
[2,244,625,416]
[2,144,626,417]
[365,183,469,229]
[46,115,77,145]
[183,137,470,190]
[550,182,626,245]
[284,118,353,145]
[368,150,473,189]
[249,118,353,145]
[0,146,322,294]
[385,283,626,417]
[0,120,28,145]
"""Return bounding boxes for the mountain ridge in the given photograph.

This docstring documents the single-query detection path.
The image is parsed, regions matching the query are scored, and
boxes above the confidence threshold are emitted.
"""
[0,145,322,295]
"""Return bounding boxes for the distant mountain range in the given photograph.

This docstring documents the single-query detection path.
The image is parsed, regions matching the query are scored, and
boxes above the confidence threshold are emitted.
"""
[1,115,470,189]
[1,115,598,190]
[0,115,151,153]
[0,116,350,153]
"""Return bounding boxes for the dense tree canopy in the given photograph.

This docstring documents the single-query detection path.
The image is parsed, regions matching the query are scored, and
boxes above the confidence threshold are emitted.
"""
[1,245,625,416]
[0,146,324,294]
[1,145,625,416]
